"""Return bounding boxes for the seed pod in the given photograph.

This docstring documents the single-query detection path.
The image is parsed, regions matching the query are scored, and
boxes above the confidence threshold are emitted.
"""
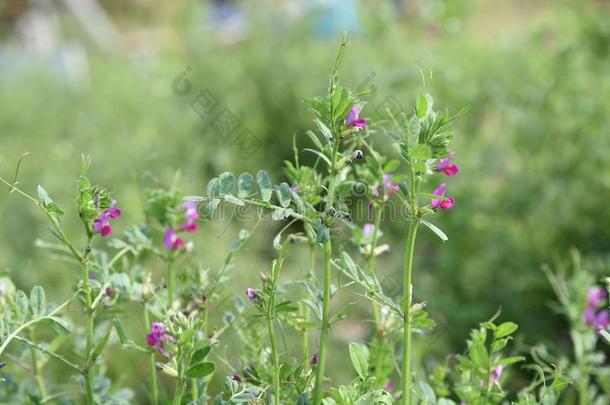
[352,150,364,160]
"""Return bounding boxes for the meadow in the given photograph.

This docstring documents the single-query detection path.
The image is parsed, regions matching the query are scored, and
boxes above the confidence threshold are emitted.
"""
[0,1,609,403]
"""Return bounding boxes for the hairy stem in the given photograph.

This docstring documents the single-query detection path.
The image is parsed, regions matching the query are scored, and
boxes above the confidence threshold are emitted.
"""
[29,329,47,399]
[368,206,385,383]
[401,220,419,405]
[268,317,280,405]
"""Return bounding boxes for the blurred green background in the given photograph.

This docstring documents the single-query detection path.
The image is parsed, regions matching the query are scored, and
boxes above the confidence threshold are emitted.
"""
[1,0,610,399]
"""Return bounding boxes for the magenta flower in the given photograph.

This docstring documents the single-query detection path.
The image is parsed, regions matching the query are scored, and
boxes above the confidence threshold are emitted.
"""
[362,223,375,236]
[180,201,199,233]
[491,365,505,384]
[371,174,399,200]
[92,200,121,237]
[596,310,610,331]
[588,286,607,309]
[345,106,366,129]
[584,307,597,326]
[163,228,185,250]
[431,183,455,210]
[437,152,459,176]
[146,322,174,357]
[384,383,393,392]
[232,375,242,383]
[246,288,258,301]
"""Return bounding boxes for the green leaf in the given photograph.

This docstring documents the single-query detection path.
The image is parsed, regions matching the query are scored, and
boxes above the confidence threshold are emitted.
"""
[496,322,518,338]
[383,159,401,173]
[15,290,29,323]
[90,325,113,362]
[218,172,235,195]
[29,286,46,318]
[348,342,369,380]
[207,177,219,196]
[113,317,128,344]
[256,170,273,201]
[186,361,216,378]
[421,220,448,242]
[316,223,330,244]
[416,94,428,119]
[47,317,71,334]
[304,148,332,167]
[37,185,52,205]
[314,118,333,142]
[237,173,255,198]
[276,183,292,208]
[407,115,421,145]
[496,356,525,366]
[190,345,211,366]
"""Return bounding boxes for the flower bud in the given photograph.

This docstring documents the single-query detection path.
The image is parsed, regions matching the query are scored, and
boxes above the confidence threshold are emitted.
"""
[352,150,364,160]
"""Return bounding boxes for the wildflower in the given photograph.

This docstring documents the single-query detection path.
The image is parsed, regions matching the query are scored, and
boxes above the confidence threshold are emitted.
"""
[232,375,242,383]
[163,228,185,250]
[105,287,115,298]
[146,322,174,357]
[437,152,459,176]
[92,200,121,237]
[371,174,399,200]
[311,353,319,366]
[588,286,607,309]
[491,365,505,384]
[583,307,597,327]
[345,106,366,129]
[596,310,610,331]
[246,288,258,302]
[431,183,455,210]
[180,201,199,233]
[384,383,393,392]
[362,223,375,236]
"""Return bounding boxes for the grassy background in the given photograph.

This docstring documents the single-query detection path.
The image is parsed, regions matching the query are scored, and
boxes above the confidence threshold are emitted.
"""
[1,0,609,399]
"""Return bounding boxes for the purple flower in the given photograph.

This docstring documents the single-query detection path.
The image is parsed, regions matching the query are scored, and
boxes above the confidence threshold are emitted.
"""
[345,106,366,129]
[105,287,115,298]
[246,288,258,302]
[431,183,455,210]
[146,322,174,357]
[491,365,505,384]
[588,286,607,309]
[232,374,242,383]
[596,310,610,331]
[163,228,185,250]
[180,201,199,233]
[92,200,121,237]
[384,382,393,392]
[371,173,399,200]
[437,152,459,176]
[362,223,375,236]
[584,307,597,327]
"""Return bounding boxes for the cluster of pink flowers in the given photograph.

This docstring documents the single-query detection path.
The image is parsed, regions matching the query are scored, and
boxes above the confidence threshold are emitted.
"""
[146,322,174,357]
[583,286,610,332]
[92,200,121,237]
[164,201,199,250]
[372,173,399,201]
[431,152,459,210]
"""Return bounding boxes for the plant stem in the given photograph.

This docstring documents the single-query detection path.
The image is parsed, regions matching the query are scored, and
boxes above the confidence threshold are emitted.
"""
[173,378,184,405]
[401,219,419,405]
[313,136,340,404]
[167,258,175,308]
[267,317,280,405]
[301,246,315,369]
[144,305,159,405]
[313,242,332,404]
[29,329,47,399]
[81,239,95,405]
[368,206,385,383]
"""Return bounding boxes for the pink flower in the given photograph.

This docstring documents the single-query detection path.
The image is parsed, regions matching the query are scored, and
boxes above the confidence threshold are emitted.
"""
[345,106,366,129]
[584,307,597,327]
[163,228,185,250]
[180,201,199,233]
[146,322,174,357]
[92,200,121,237]
[588,286,607,309]
[431,183,455,210]
[437,152,459,176]
[371,174,399,200]
[491,365,505,384]
[232,375,242,383]
[384,383,393,392]
[362,223,375,236]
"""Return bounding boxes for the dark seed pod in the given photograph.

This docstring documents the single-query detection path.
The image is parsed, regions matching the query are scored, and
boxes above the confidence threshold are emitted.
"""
[352,150,364,160]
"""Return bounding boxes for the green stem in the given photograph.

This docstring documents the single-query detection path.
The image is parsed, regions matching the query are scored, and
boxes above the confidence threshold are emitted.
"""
[14,335,82,374]
[173,378,185,405]
[29,329,47,399]
[368,206,384,383]
[191,380,198,403]
[144,305,159,405]
[301,246,315,369]
[401,220,419,405]
[167,258,175,308]
[313,136,340,404]
[82,258,95,405]
[268,317,280,405]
